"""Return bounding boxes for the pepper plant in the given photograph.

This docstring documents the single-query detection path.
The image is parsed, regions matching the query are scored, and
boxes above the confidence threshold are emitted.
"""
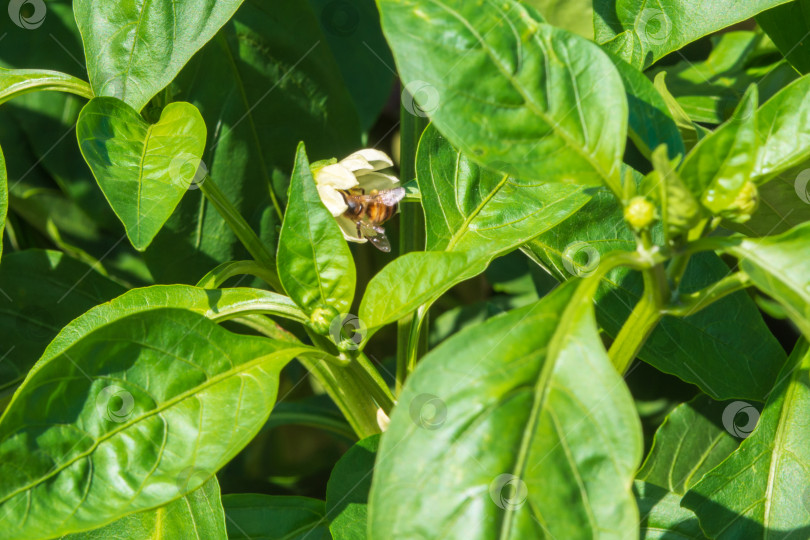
[1,0,810,538]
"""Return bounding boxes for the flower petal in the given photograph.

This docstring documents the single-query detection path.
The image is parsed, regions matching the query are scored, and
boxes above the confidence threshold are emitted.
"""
[357,171,400,192]
[317,185,348,217]
[314,164,358,189]
[338,155,376,174]
[347,148,394,171]
[336,215,367,243]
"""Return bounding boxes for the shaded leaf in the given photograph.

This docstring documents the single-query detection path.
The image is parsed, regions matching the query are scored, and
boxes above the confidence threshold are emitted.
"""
[757,0,810,74]
[223,494,330,539]
[635,481,707,540]
[683,340,810,539]
[326,434,379,540]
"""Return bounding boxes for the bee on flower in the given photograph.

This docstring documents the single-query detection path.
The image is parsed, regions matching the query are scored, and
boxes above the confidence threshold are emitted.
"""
[312,149,405,252]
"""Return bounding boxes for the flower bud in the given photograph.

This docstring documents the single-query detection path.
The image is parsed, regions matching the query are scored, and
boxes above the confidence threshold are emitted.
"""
[720,181,758,224]
[309,306,339,335]
[624,196,657,230]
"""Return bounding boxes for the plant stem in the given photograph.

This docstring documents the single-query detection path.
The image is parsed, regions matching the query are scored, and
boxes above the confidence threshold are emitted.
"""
[198,175,282,291]
[608,261,668,374]
[396,106,429,394]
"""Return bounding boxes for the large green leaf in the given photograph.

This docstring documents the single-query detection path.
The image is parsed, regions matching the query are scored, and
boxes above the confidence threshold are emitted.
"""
[723,222,810,338]
[683,340,810,538]
[524,0,594,38]
[326,434,379,540]
[0,250,126,396]
[753,74,810,182]
[727,165,810,237]
[222,494,330,539]
[278,143,355,315]
[377,0,628,193]
[757,0,810,74]
[369,281,642,539]
[73,0,244,112]
[77,97,206,251]
[594,0,793,68]
[143,0,361,283]
[63,478,227,539]
[679,85,758,213]
[635,481,707,540]
[637,395,740,496]
[524,189,786,400]
[359,127,588,330]
[0,305,311,538]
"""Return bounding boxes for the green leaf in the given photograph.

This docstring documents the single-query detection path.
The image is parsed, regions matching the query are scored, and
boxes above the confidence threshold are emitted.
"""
[359,127,588,331]
[594,0,793,68]
[523,0,594,38]
[63,478,227,539]
[377,0,628,192]
[524,189,787,400]
[0,306,310,538]
[726,166,810,237]
[723,222,810,338]
[646,145,702,239]
[637,395,740,496]
[73,0,244,112]
[635,481,708,540]
[278,143,355,315]
[142,0,361,283]
[753,73,810,182]
[0,67,92,106]
[0,250,126,396]
[326,434,379,540]
[683,340,810,539]
[680,85,758,213]
[757,1,810,74]
[369,281,642,538]
[77,97,206,251]
[222,494,330,539]
[608,55,684,160]
[308,0,394,132]
[653,72,708,151]
[0,143,5,262]
[649,32,796,125]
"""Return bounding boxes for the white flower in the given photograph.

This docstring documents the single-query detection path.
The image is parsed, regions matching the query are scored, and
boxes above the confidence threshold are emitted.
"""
[313,148,399,243]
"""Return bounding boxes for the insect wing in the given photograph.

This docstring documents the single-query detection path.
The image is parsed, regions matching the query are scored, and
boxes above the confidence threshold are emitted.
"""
[358,220,391,252]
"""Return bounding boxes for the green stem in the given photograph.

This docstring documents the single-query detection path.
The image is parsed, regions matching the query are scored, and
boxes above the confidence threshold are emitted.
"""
[608,259,668,375]
[663,272,751,317]
[396,105,429,394]
[198,175,282,291]
[306,330,394,438]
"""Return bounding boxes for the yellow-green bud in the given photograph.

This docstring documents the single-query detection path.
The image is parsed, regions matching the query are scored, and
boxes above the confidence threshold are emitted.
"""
[624,196,657,230]
[309,306,339,335]
[720,181,758,224]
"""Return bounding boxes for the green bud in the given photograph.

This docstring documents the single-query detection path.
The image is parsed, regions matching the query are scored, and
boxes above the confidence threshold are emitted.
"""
[309,306,339,335]
[720,181,758,224]
[624,196,657,231]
